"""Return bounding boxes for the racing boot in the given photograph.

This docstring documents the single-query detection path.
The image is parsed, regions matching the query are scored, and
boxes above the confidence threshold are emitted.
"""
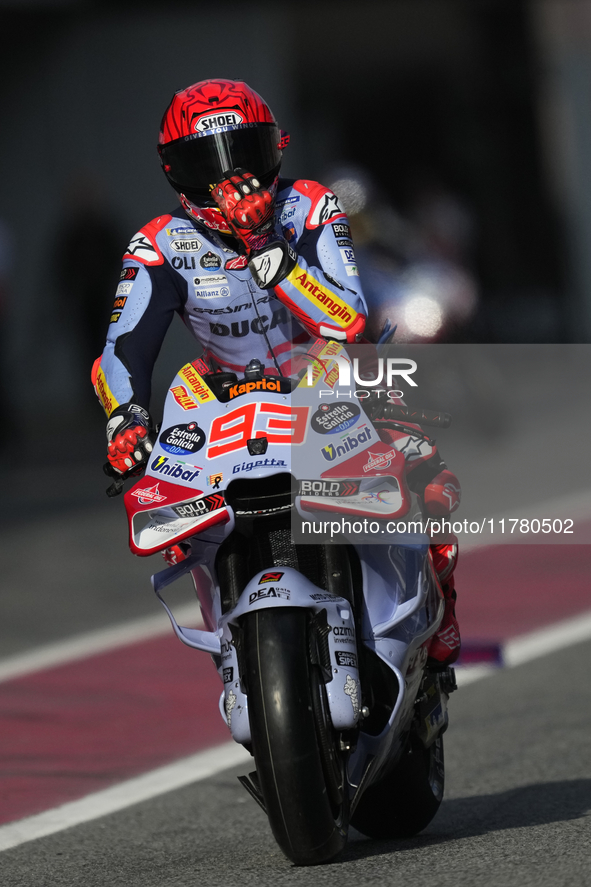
[428,543,461,667]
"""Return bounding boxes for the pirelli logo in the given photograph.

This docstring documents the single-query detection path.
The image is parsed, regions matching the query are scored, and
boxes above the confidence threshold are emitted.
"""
[95,366,119,416]
[179,364,214,404]
[286,265,352,329]
[170,385,199,410]
[298,339,345,389]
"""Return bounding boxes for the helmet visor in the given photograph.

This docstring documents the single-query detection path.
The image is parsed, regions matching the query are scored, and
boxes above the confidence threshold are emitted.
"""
[160,123,282,204]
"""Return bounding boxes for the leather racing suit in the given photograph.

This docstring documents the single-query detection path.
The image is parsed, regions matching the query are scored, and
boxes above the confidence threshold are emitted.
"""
[92,179,366,412]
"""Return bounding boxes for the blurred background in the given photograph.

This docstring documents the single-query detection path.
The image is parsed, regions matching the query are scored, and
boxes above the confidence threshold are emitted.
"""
[1,0,590,654]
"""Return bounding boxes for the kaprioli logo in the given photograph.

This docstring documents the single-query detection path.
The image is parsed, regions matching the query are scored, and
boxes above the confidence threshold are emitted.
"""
[194,111,244,132]
[170,238,202,253]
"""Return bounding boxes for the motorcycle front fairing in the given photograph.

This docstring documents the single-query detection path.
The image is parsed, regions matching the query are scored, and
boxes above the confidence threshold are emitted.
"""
[131,336,446,802]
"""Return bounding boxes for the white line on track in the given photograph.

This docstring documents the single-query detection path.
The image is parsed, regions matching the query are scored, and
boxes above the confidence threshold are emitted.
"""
[0,742,251,852]
[1,606,591,852]
[455,607,591,686]
[0,603,202,683]
[459,486,591,552]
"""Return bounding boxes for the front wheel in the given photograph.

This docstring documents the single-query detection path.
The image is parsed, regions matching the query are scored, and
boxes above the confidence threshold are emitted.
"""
[351,735,444,839]
[243,608,348,865]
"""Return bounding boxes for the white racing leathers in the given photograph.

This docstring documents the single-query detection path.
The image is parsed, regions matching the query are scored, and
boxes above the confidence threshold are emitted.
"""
[93,178,367,416]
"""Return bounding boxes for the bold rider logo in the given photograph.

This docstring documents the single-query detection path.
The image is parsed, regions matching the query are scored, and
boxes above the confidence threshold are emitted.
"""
[172,492,225,518]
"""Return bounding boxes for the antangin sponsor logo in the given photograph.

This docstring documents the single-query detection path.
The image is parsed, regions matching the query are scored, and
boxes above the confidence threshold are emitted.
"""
[94,366,119,415]
[287,265,353,328]
[179,364,214,404]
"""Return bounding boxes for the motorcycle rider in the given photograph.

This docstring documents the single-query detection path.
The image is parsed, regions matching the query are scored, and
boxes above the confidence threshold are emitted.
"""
[91,78,459,666]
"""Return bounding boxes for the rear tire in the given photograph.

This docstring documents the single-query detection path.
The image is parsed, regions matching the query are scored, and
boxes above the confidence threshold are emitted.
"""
[244,608,348,865]
[351,735,444,839]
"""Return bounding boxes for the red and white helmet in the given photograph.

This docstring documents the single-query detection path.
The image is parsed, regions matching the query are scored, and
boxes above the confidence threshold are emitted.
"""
[158,79,288,232]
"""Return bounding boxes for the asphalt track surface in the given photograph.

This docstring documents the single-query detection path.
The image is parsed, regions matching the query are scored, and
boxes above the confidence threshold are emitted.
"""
[0,637,589,887]
[1,534,590,884]
[1,393,590,884]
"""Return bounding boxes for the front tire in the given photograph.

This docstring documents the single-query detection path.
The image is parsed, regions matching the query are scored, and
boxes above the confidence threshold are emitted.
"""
[244,608,348,865]
[351,734,444,839]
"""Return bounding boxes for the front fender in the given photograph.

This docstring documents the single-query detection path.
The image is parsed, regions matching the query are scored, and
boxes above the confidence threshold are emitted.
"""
[220,567,362,739]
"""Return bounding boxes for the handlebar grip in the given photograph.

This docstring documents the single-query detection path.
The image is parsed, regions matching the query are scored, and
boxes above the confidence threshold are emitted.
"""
[382,405,452,428]
[103,462,141,497]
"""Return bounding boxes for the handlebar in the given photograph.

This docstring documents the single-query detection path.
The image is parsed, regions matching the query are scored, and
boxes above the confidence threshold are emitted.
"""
[103,462,141,497]
[380,404,452,428]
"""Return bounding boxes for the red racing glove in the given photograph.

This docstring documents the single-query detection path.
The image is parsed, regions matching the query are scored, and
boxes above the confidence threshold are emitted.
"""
[106,404,155,475]
[211,169,296,289]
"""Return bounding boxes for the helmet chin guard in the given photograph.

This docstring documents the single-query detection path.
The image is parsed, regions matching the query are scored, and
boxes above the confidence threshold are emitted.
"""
[159,79,285,211]
[179,194,233,233]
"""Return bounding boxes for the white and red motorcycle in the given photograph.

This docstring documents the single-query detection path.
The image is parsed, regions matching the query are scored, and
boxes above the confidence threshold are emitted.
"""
[108,336,457,865]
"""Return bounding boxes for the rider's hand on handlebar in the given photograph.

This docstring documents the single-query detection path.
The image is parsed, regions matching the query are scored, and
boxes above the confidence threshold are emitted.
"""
[106,404,155,475]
